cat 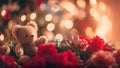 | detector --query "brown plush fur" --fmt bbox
[12,21,46,63]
